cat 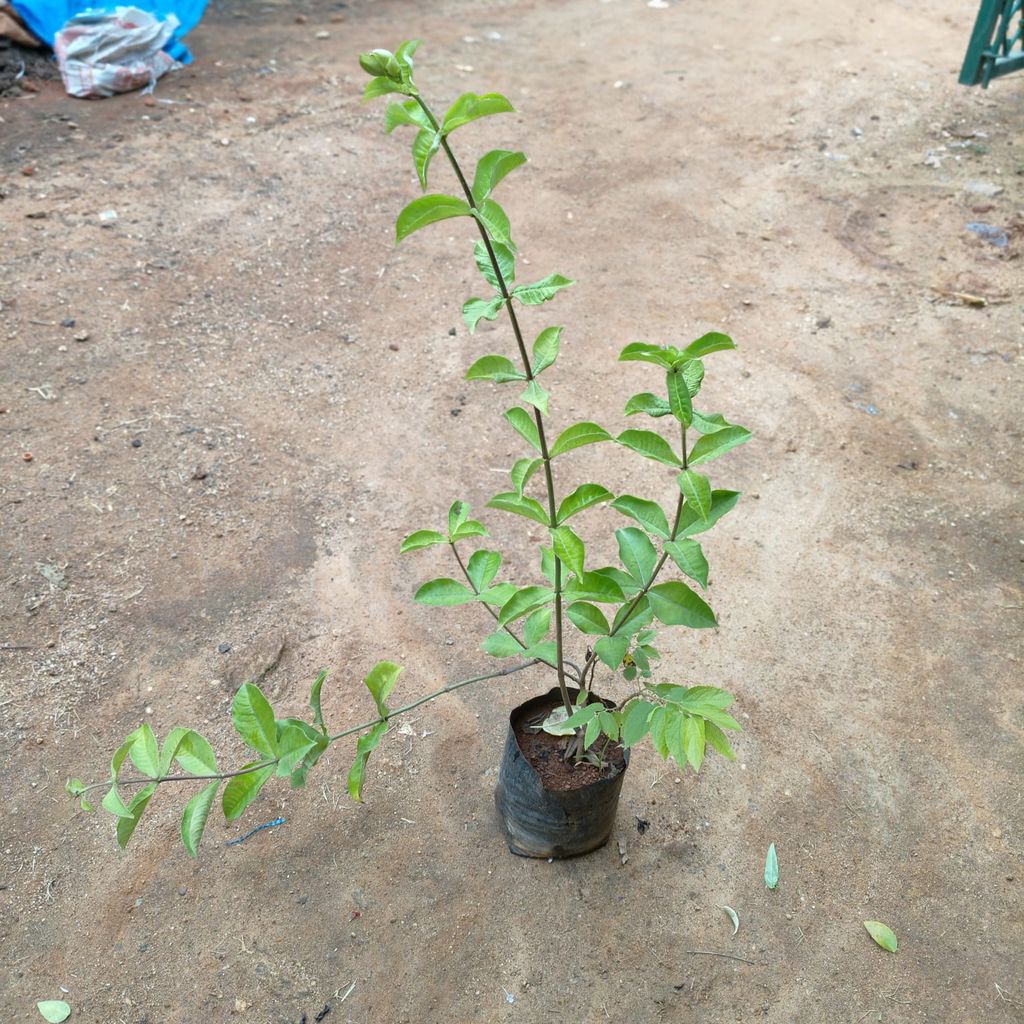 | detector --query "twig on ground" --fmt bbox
[683,949,757,965]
